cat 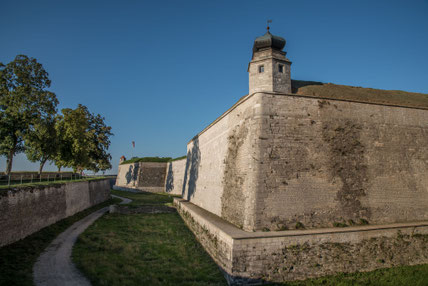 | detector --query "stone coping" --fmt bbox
[188,90,428,144]
[174,198,428,240]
